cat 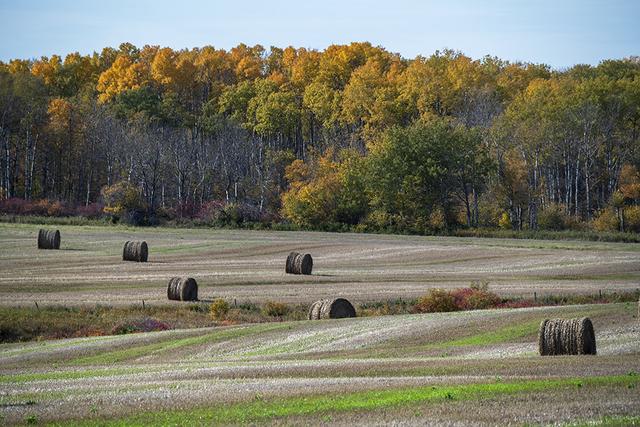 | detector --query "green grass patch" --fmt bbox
[51,374,639,426]
[429,319,541,348]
